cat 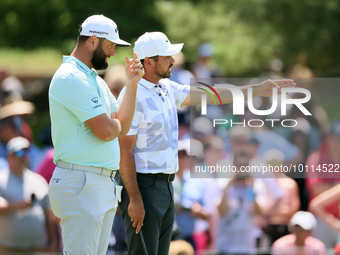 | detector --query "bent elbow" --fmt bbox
[119,127,130,137]
[95,129,119,141]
